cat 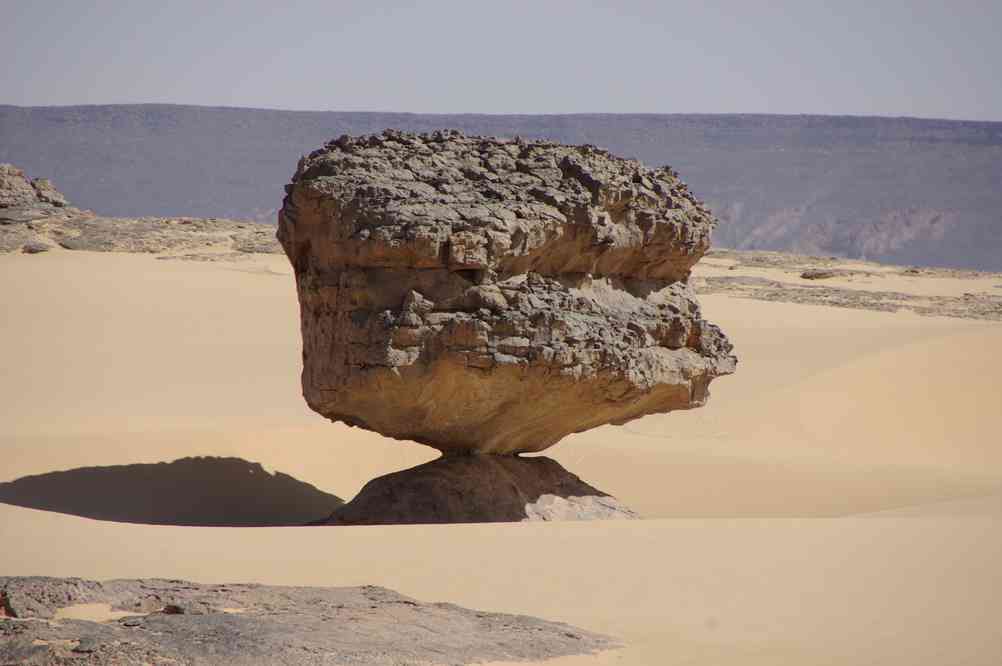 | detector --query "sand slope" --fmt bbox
[2,250,1001,665]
